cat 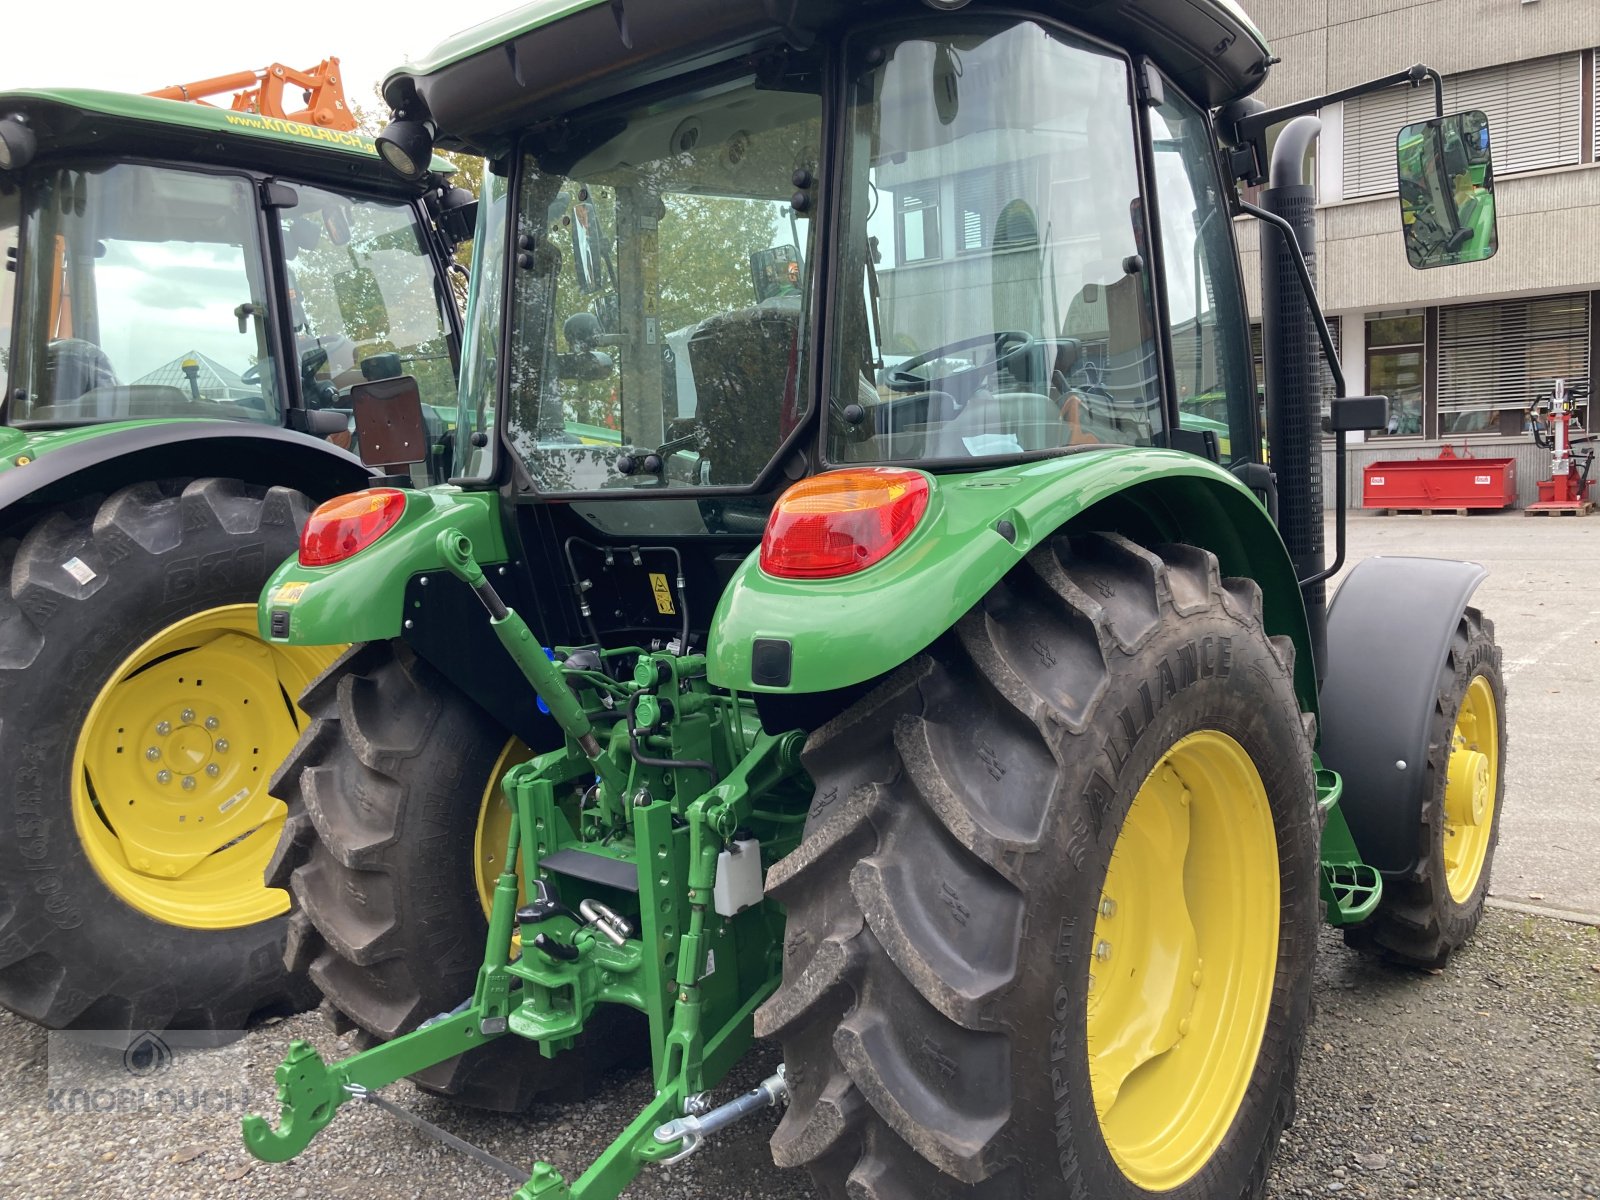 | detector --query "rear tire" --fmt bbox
[0,478,328,1030]
[1345,609,1504,969]
[270,640,647,1111]
[759,533,1320,1198]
